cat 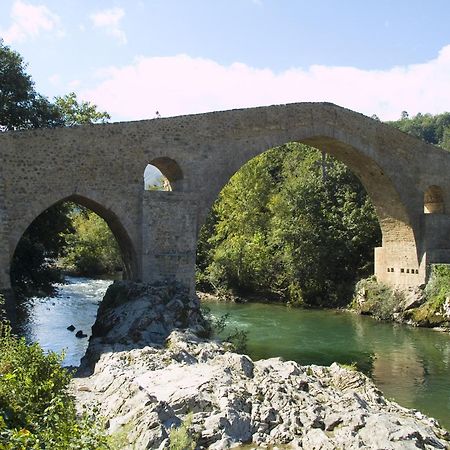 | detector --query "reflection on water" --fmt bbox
[205,301,450,430]
[21,278,450,430]
[19,276,112,367]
